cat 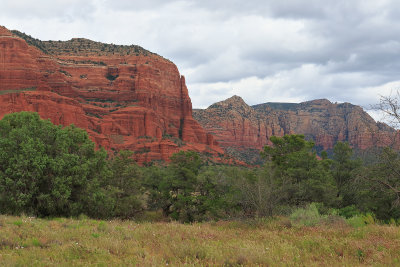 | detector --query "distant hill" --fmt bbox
[193,96,397,164]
